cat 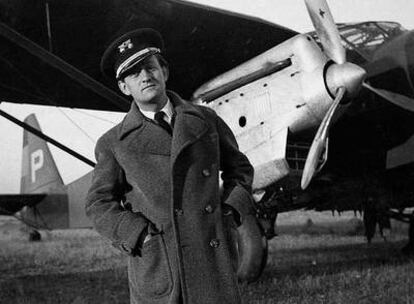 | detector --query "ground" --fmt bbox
[0,211,413,304]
